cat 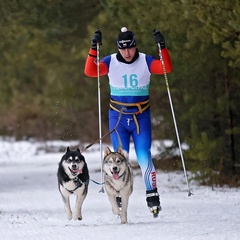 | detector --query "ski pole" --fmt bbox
[97,42,104,193]
[157,42,193,196]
